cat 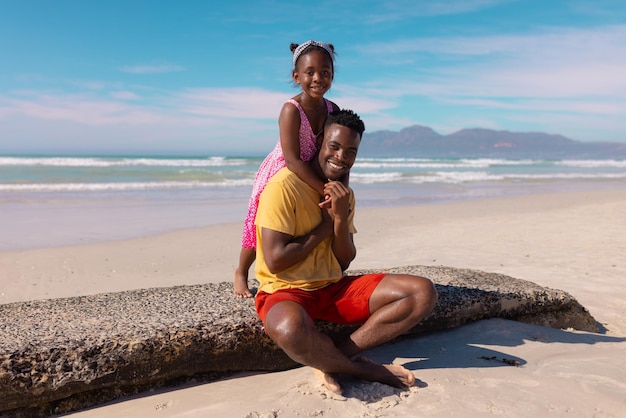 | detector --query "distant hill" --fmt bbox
[359,125,626,159]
